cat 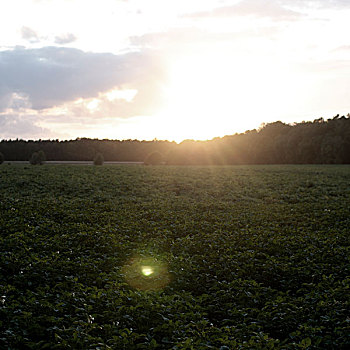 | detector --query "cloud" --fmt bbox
[182,0,303,21]
[130,26,279,49]
[0,46,166,112]
[54,33,77,44]
[0,46,168,139]
[332,45,350,52]
[21,26,40,43]
[0,113,54,140]
[0,92,32,111]
[130,27,223,47]
[280,0,350,9]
